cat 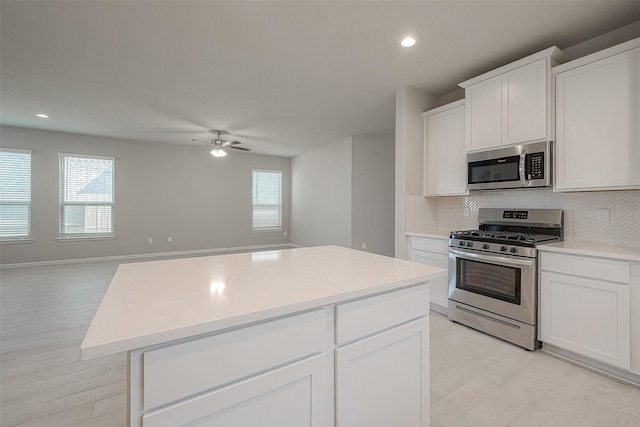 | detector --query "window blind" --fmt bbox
[252,170,282,230]
[59,154,114,237]
[0,149,31,241]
